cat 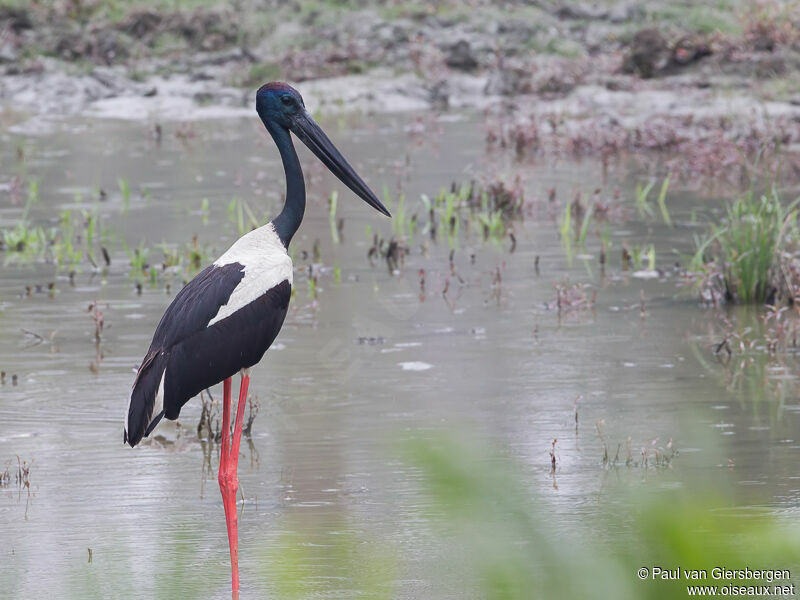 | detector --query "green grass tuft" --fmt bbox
[691,184,800,304]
